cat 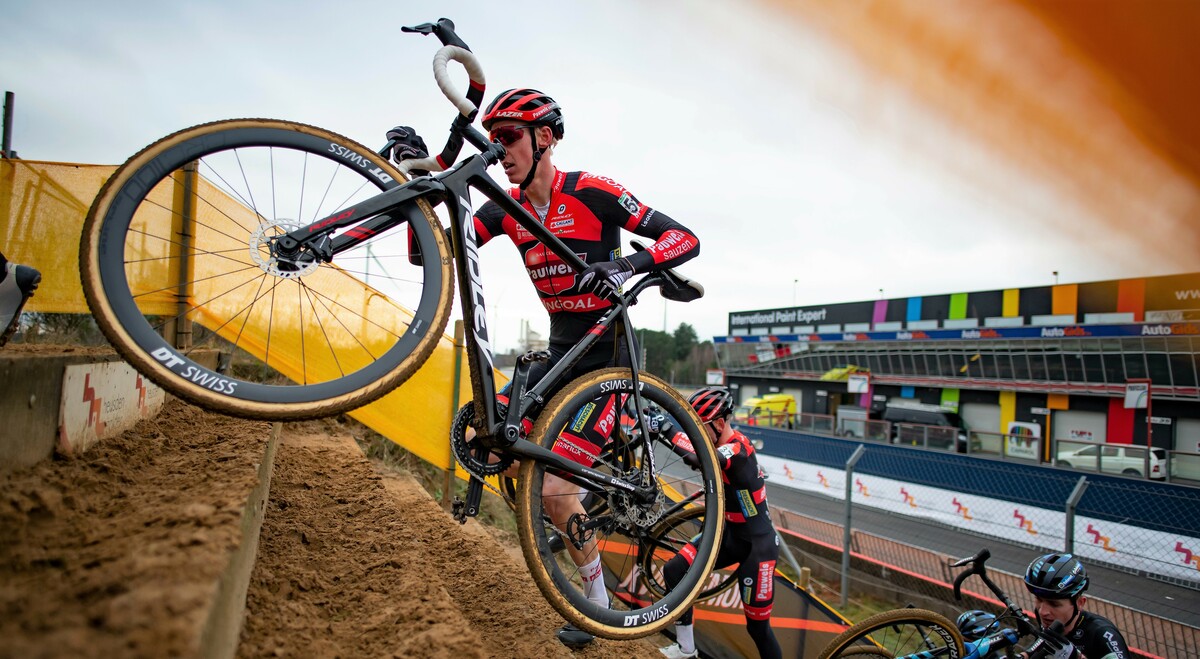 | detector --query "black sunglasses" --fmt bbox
[489,125,534,147]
